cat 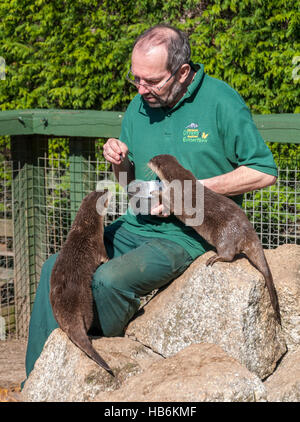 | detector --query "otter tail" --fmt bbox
[67,324,114,377]
[244,243,281,325]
